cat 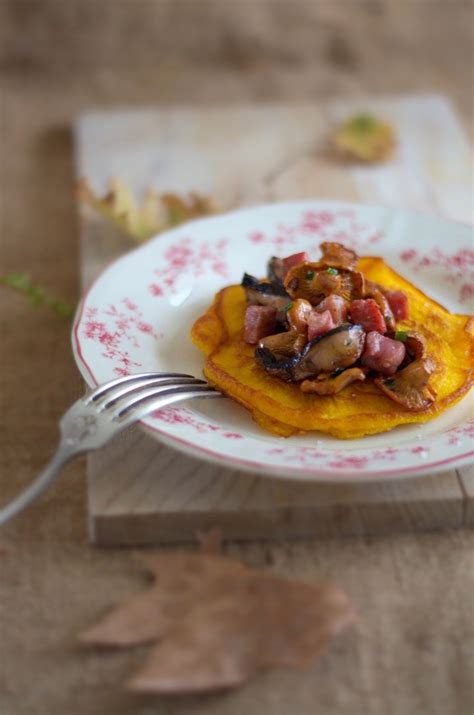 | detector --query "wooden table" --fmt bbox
[1,3,473,714]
